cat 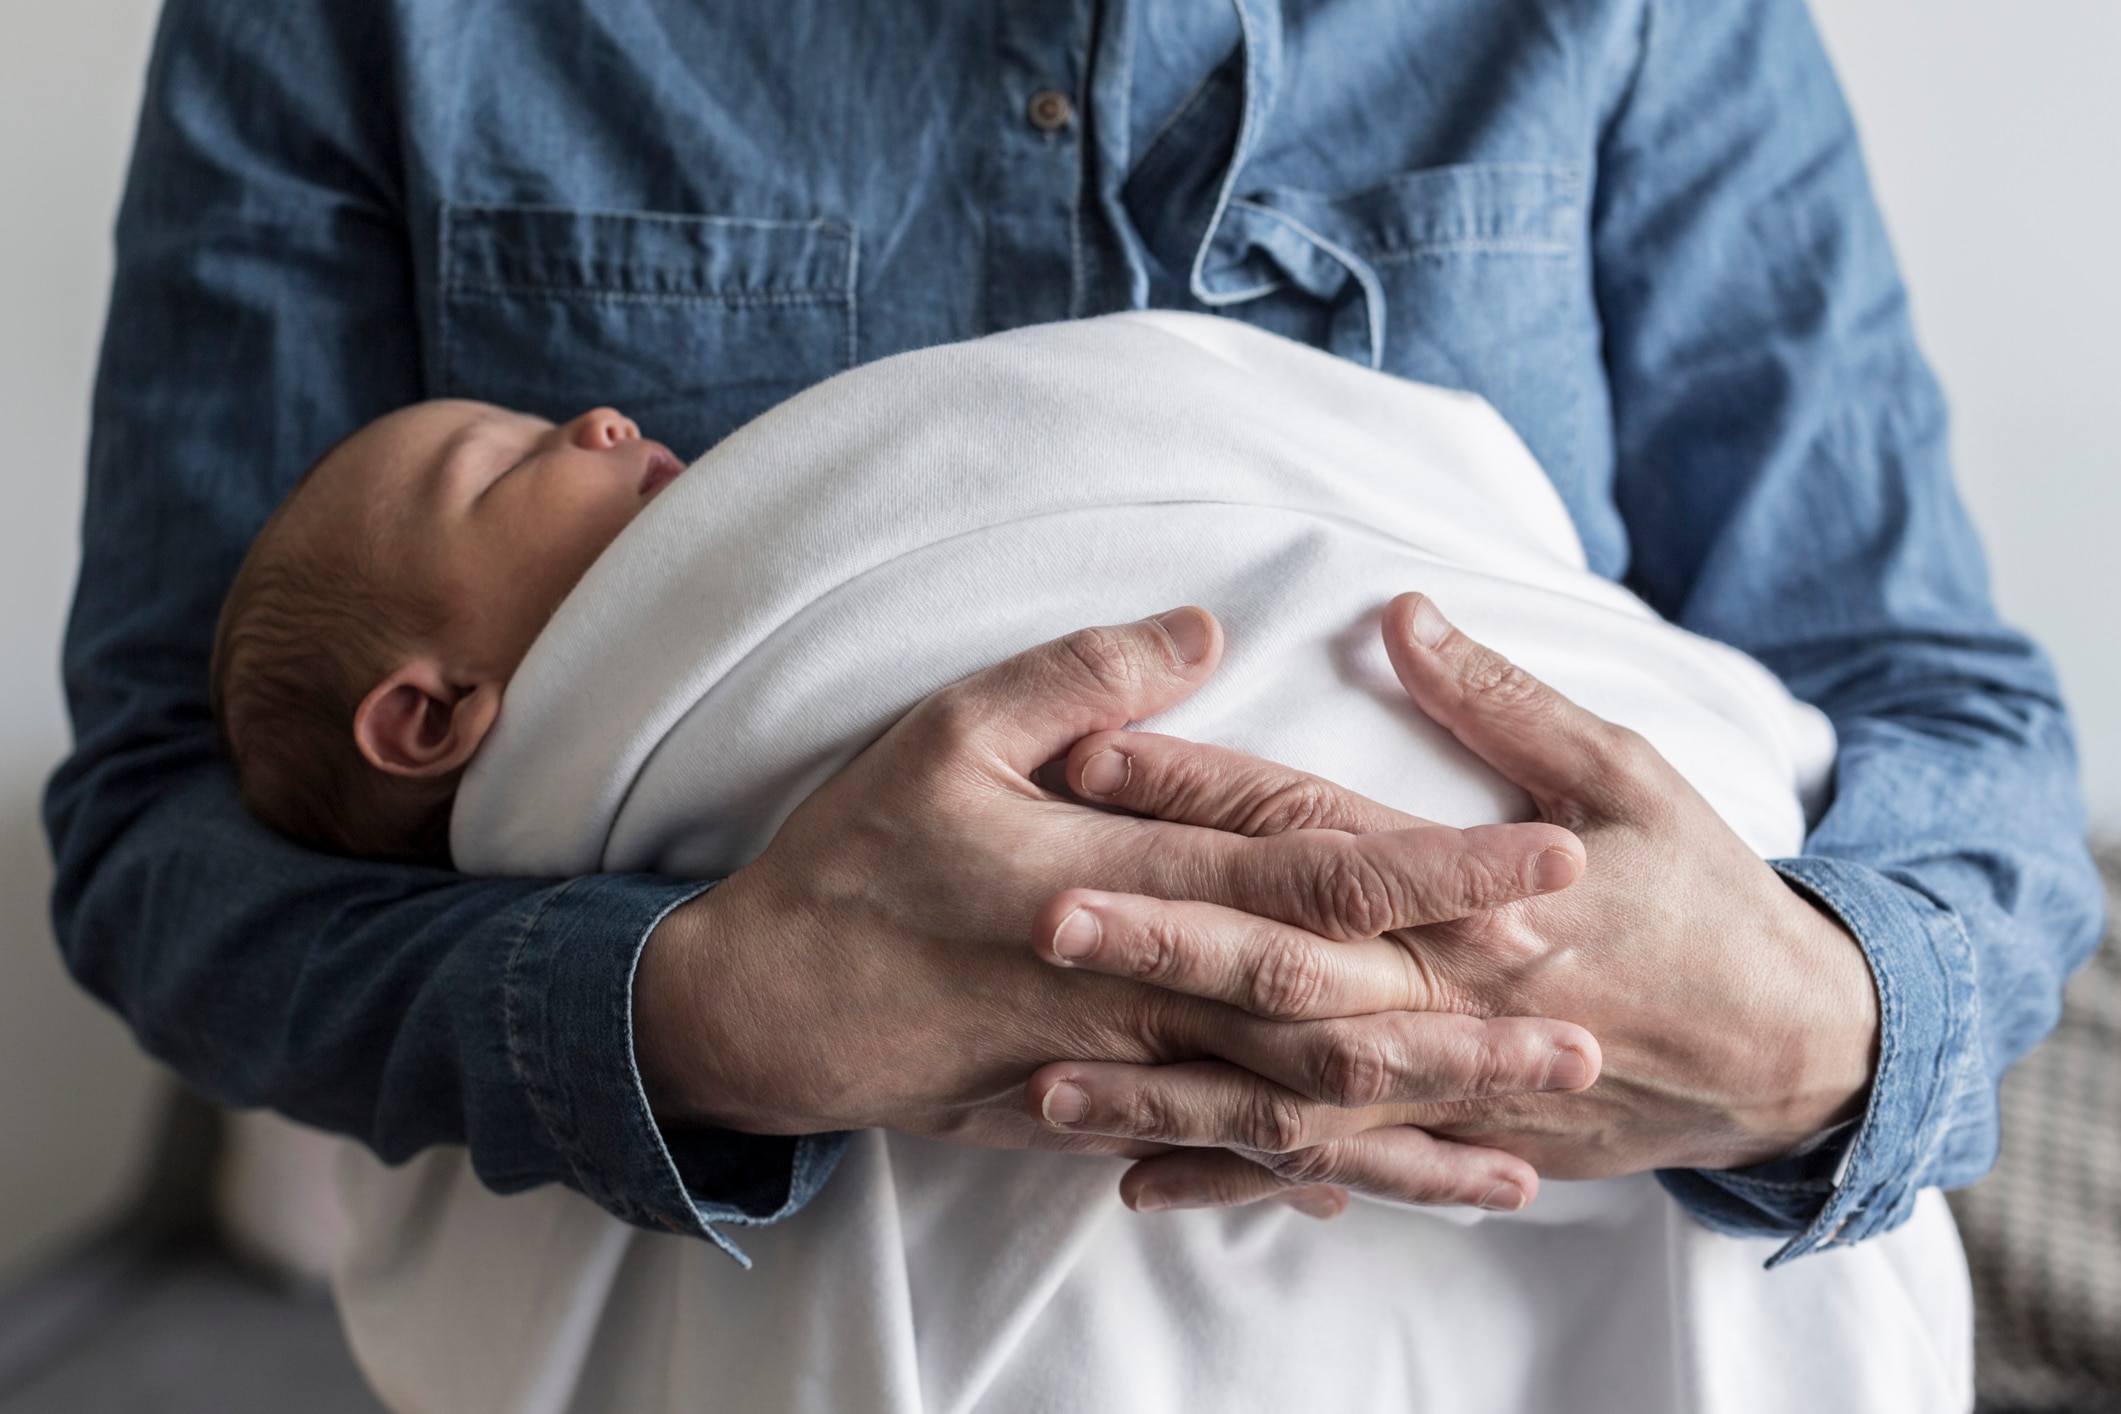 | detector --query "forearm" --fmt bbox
[1594,0,2103,1253]
[45,745,830,1250]
[43,0,835,1253]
